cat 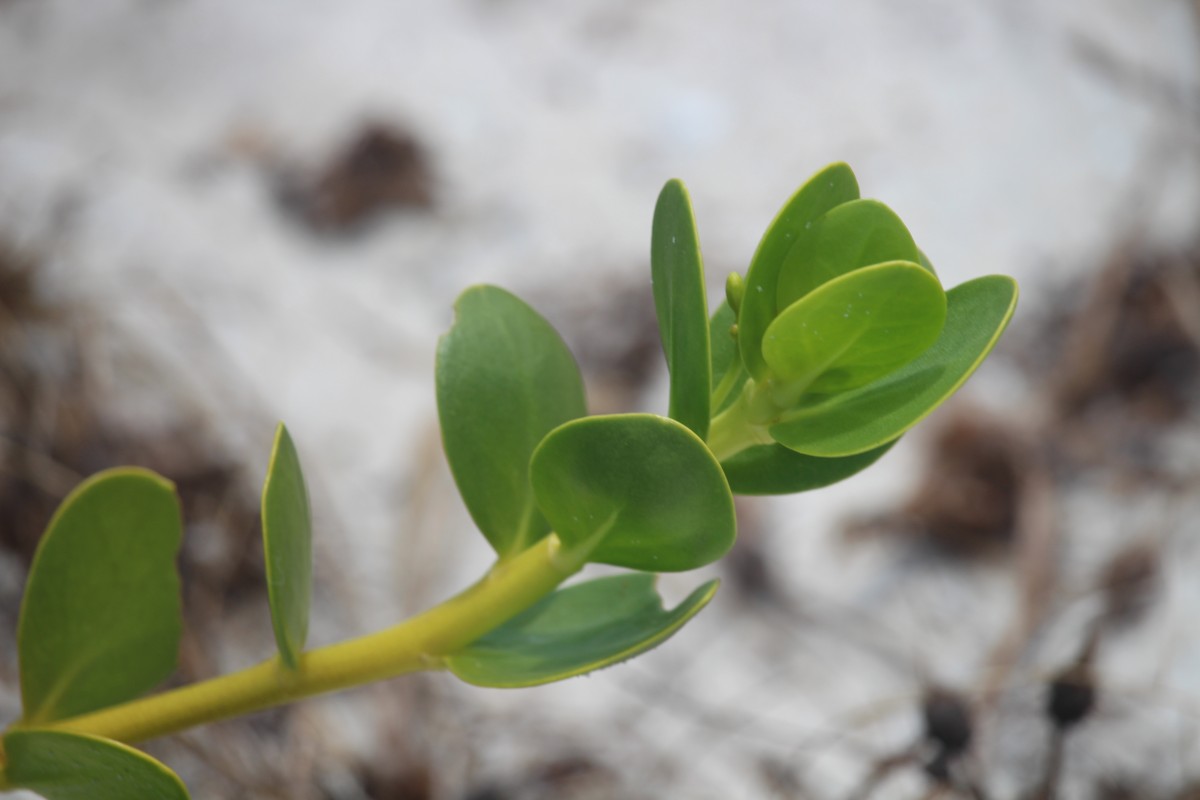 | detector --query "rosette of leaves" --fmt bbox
[649,165,1018,494]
